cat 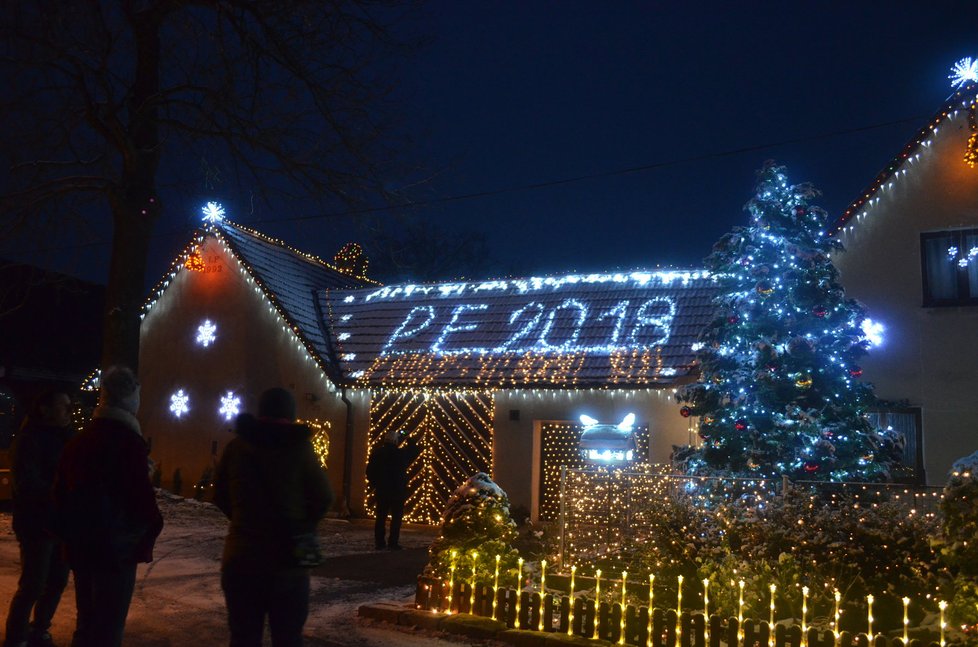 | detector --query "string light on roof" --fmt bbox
[196,319,217,347]
[949,57,978,88]
[202,201,226,223]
